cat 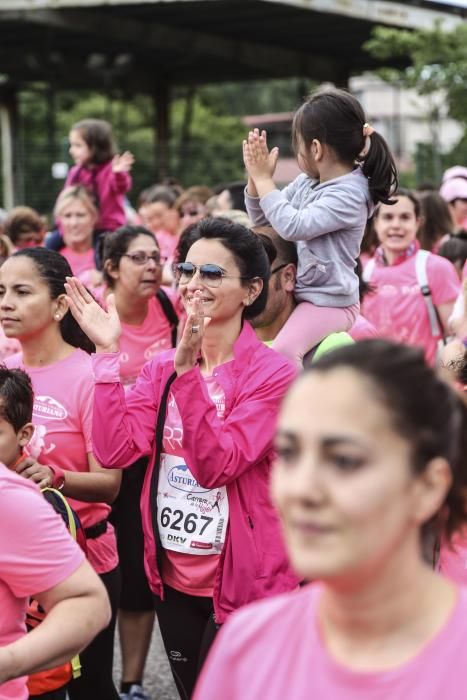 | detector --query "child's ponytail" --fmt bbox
[359,130,398,206]
[292,88,398,207]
